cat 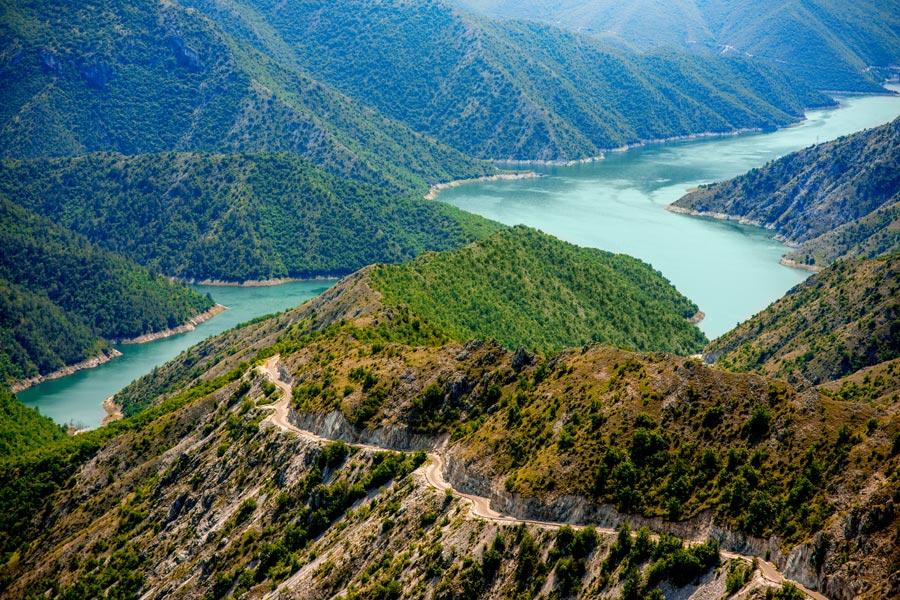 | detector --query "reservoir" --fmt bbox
[18,92,900,429]
[18,281,334,429]
[438,93,900,339]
